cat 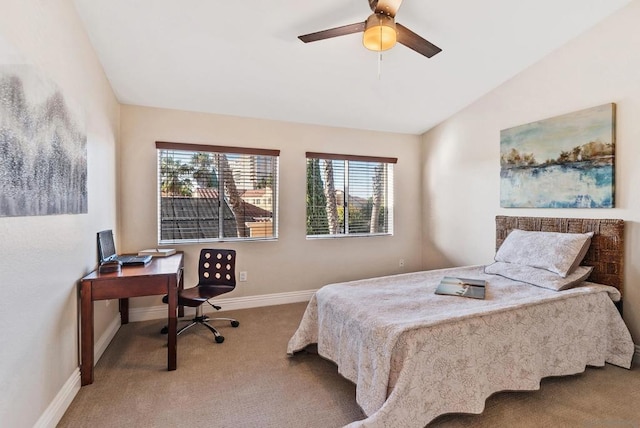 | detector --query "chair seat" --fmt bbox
[162,285,235,307]
[181,284,235,304]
